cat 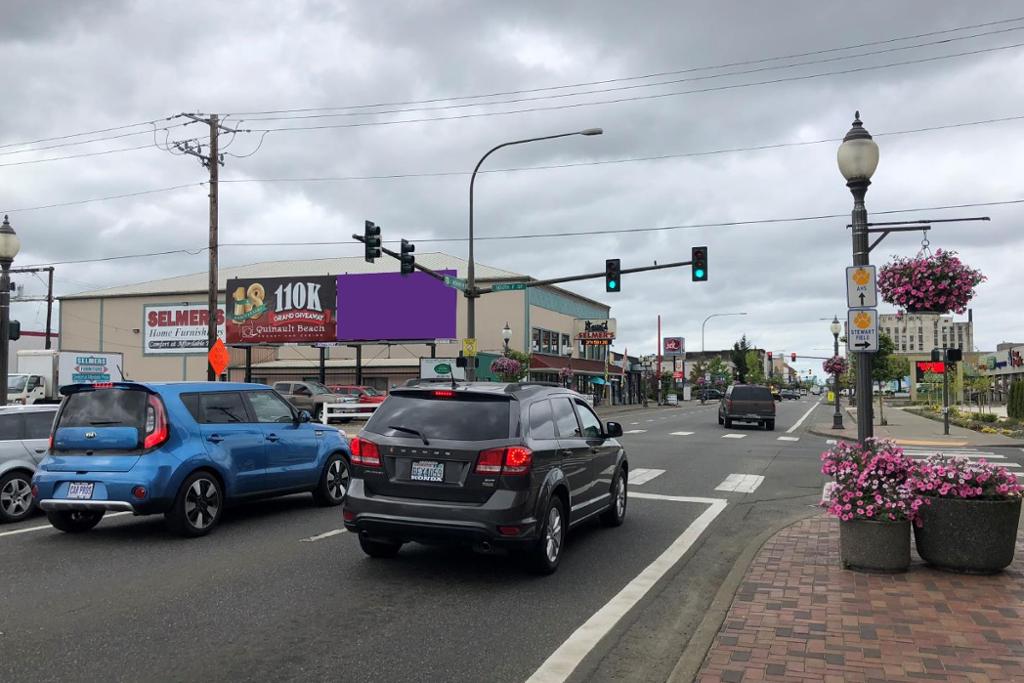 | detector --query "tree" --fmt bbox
[888,355,911,392]
[707,356,732,387]
[731,335,752,383]
[744,349,765,384]
[1009,380,1024,420]
[688,360,708,386]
